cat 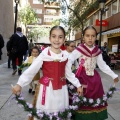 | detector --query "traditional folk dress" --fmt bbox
[17,47,81,120]
[66,44,118,120]
[64,50,79,70]
[24,56,40,93]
